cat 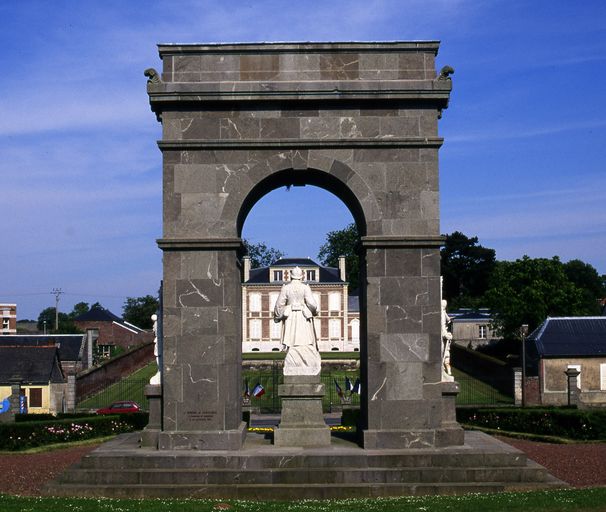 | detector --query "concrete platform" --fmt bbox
[44,431,566,499]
